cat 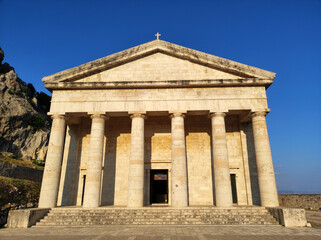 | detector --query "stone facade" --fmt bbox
[38,39,279,209]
